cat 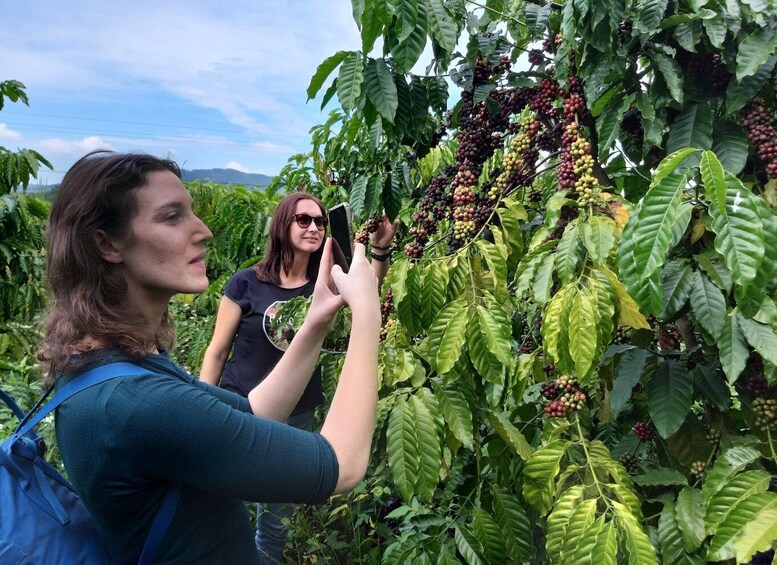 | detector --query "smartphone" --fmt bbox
[328,203,353,273]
